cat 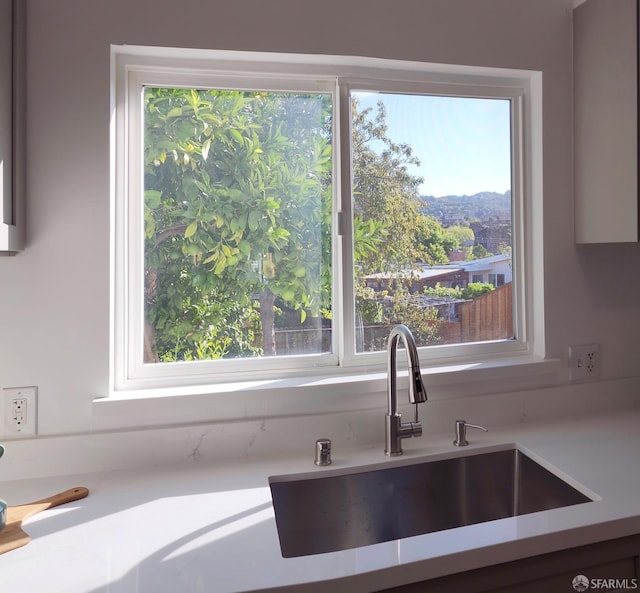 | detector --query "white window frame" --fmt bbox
[111,45,541,395]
